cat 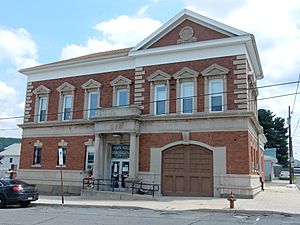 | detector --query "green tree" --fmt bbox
[258,109,288,167]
